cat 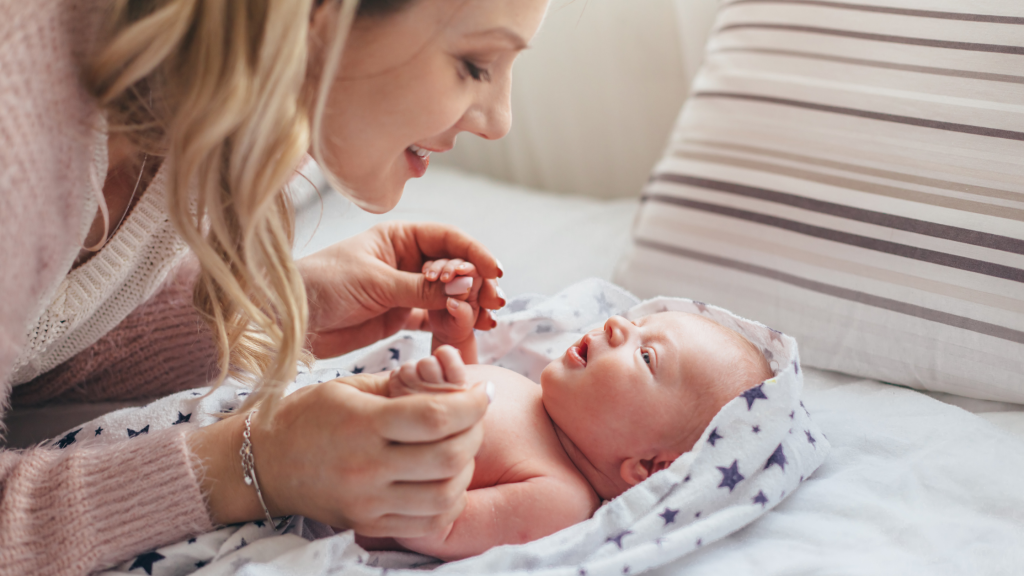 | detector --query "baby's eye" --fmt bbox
[642,351,651,364]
